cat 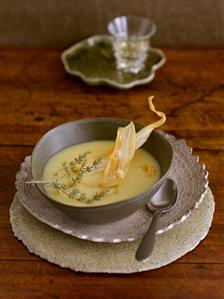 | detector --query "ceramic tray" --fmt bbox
[61,35,166,89]
[15,132,208,243]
